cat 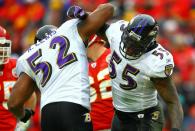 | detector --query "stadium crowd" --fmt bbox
[0,0,195,131]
